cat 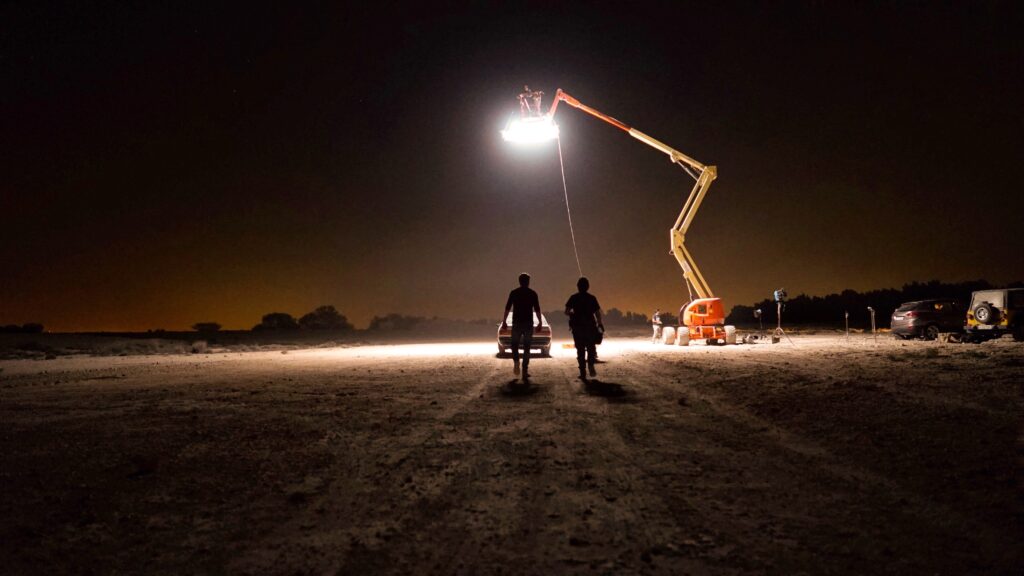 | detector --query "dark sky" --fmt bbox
[3,2,1022,331]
